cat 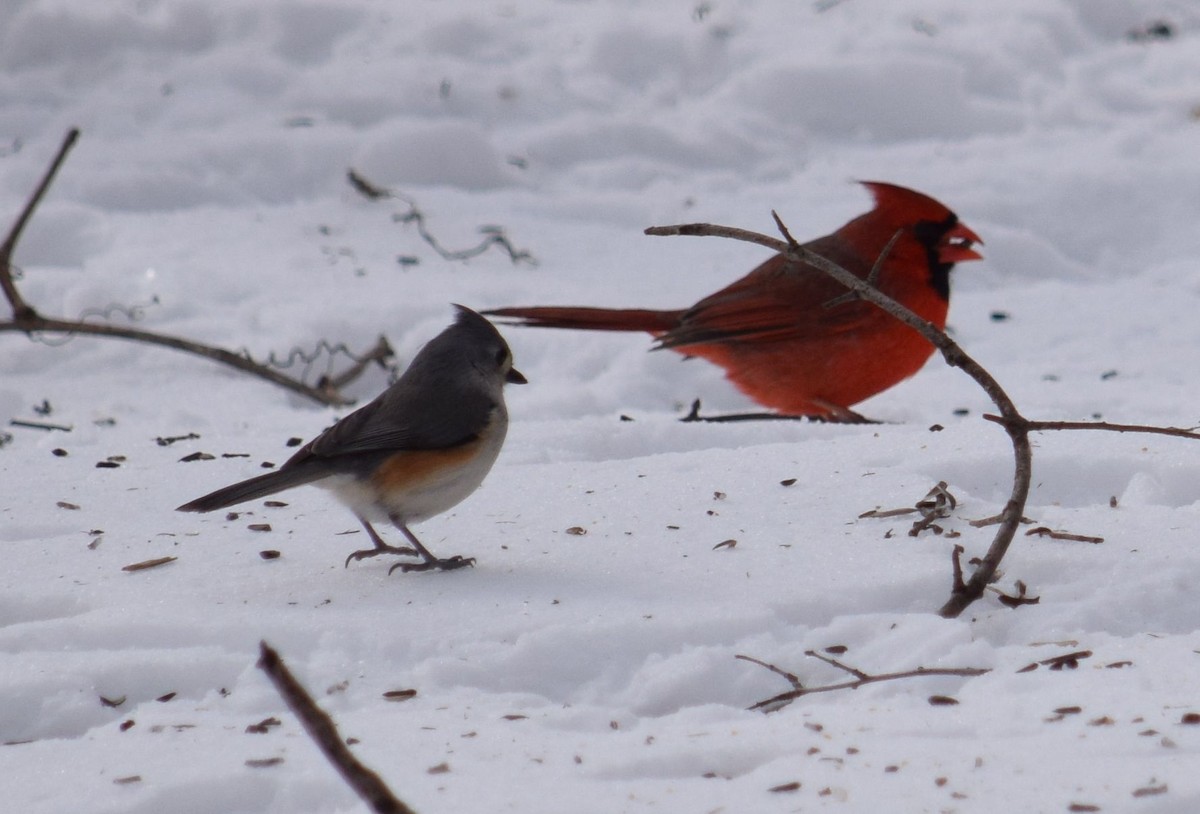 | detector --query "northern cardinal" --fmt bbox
[486,182,981,420]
